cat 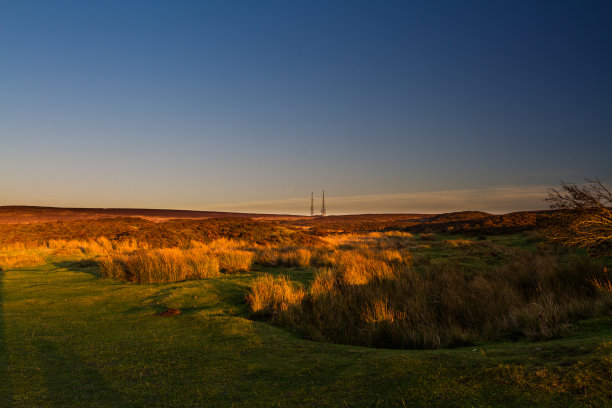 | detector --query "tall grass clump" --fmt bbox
[246,274,304,323]
[46,237,147,256]
[253,248,281,267]
[217,250,253,273]
[248,251,611,349]
[278,248,312,268]
[0,249,48,270]
[253,247,314,268]
[321,231,413,250]
[99,248,220,283]
[97,238,257,282]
